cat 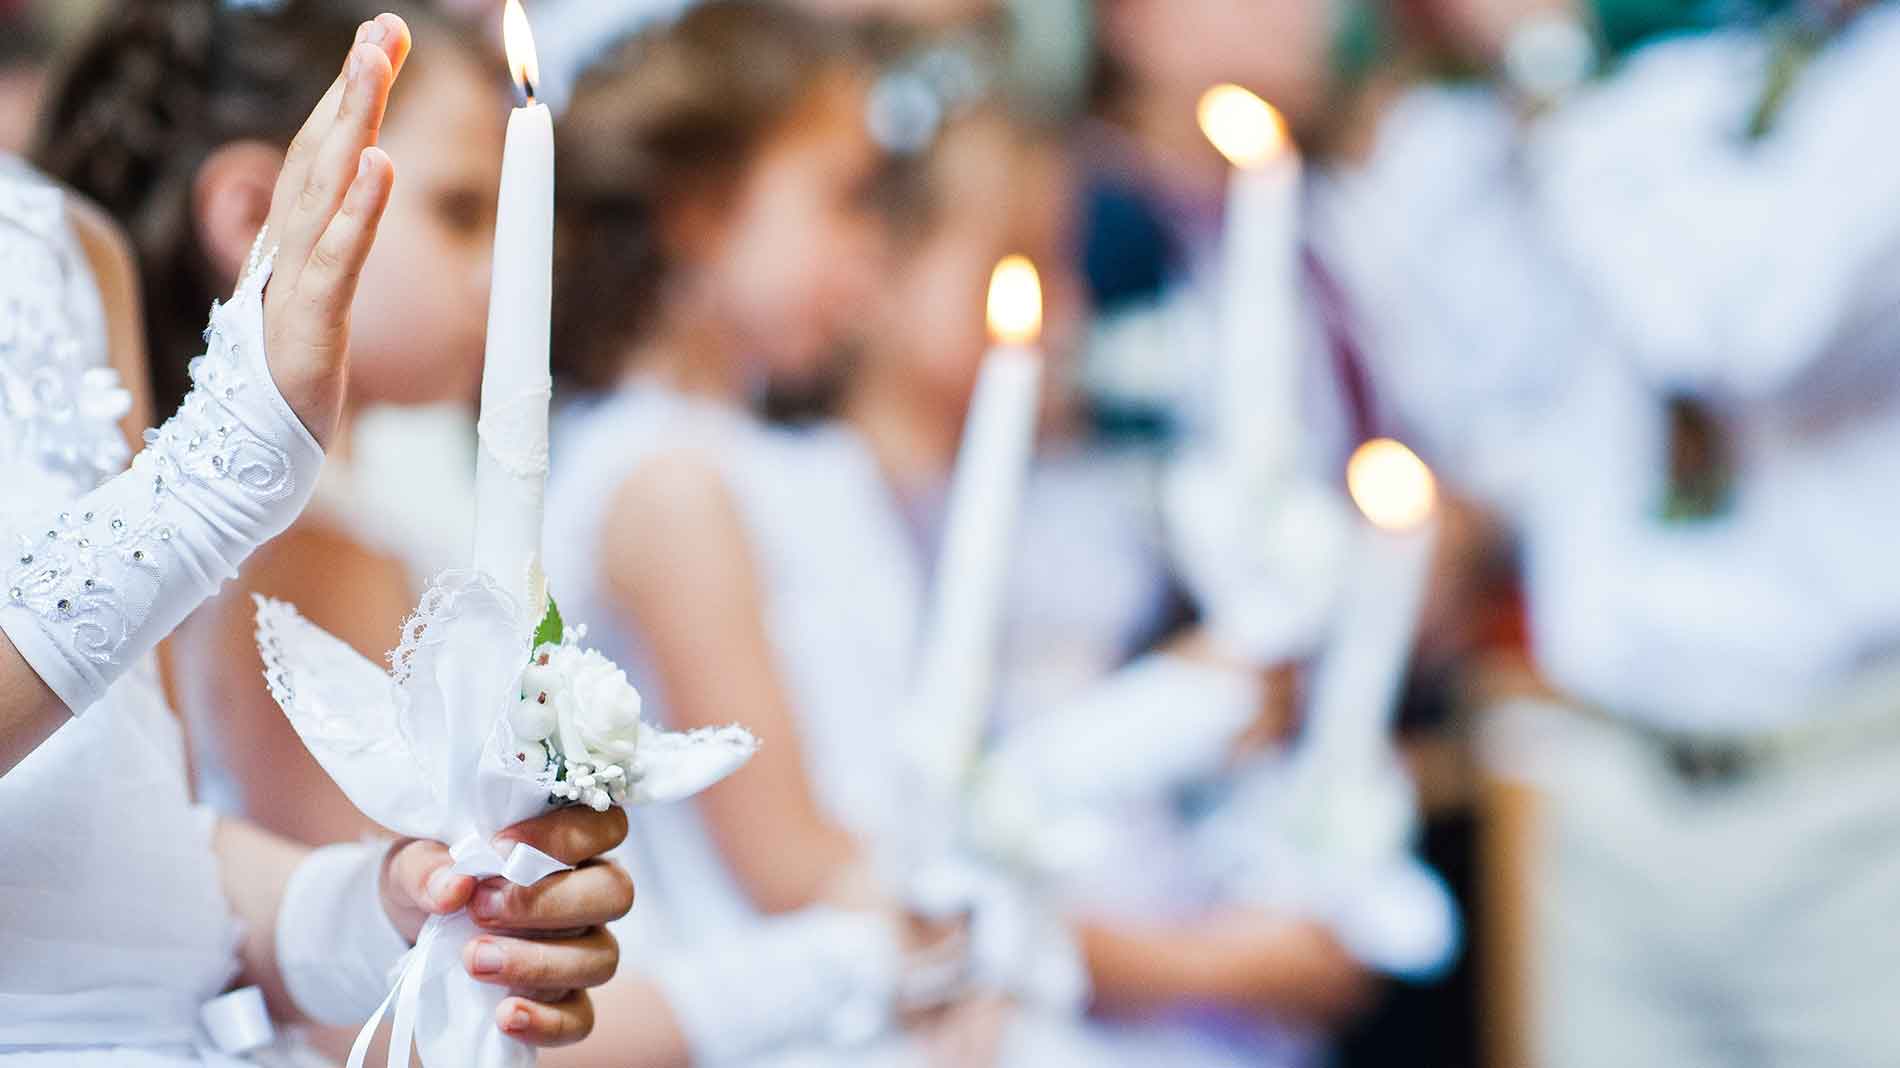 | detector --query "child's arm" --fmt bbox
[1078,910,1376,1028]
[0,15,409,773]
[600,450,860,913]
